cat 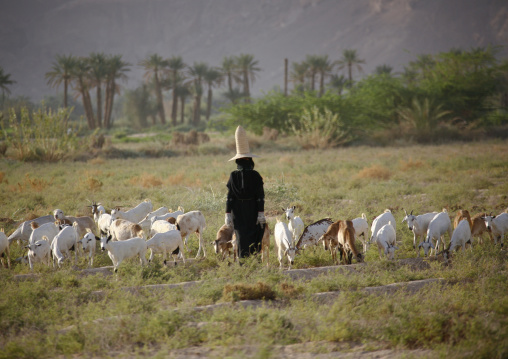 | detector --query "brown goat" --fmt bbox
[453,210,473,230]
[338,220,363,264]
[471,213,493,244]
[214,224,270,265]
[260,224,270,266]
[319,221,345,264]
